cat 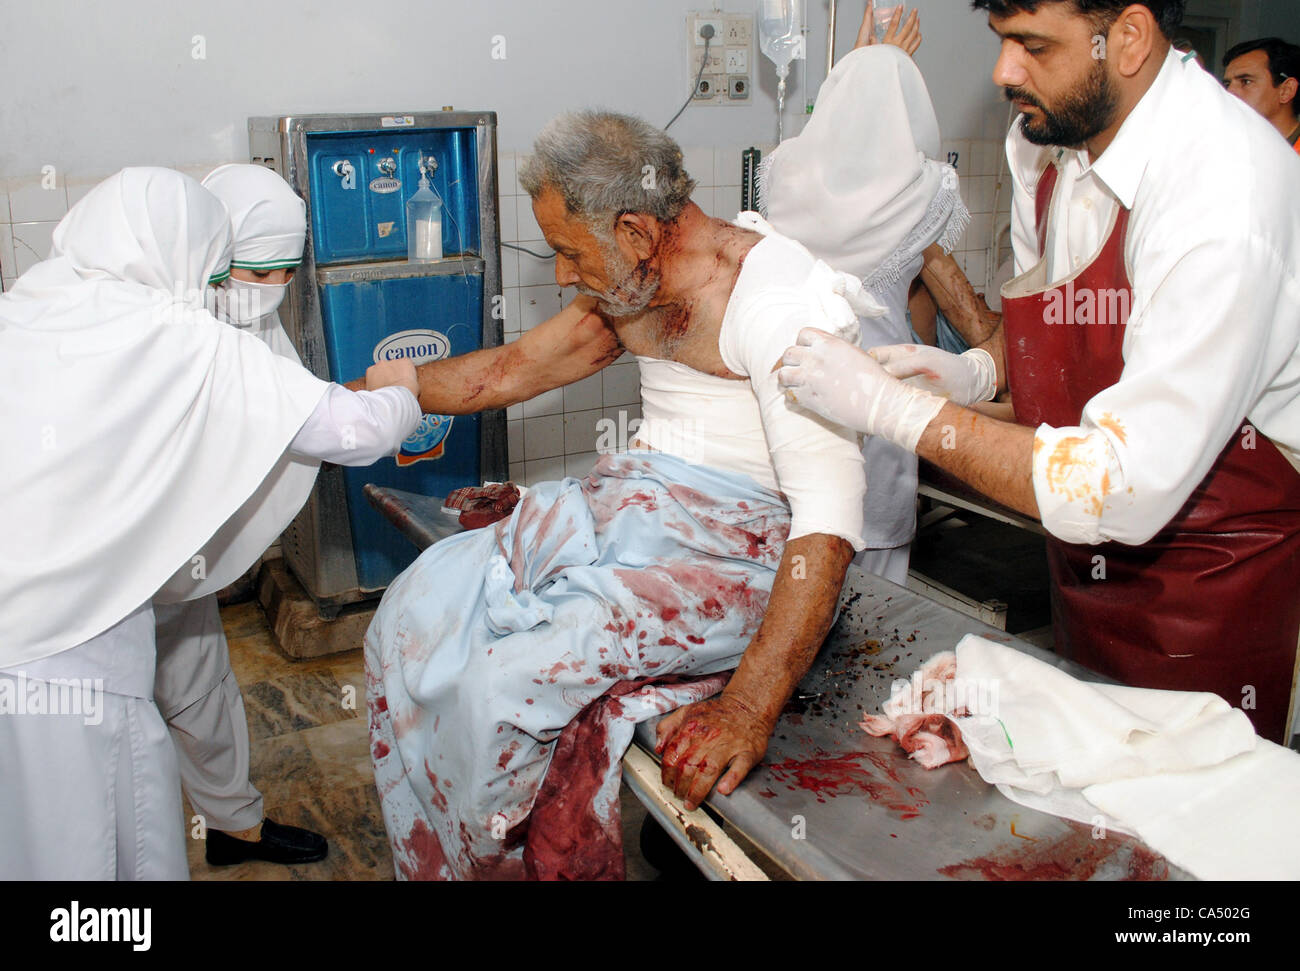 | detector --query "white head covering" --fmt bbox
[153,163,324,606]
[202,163,306,271]
[759,45,969,293]
[0,168,329,664]
[202,163,306,354]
